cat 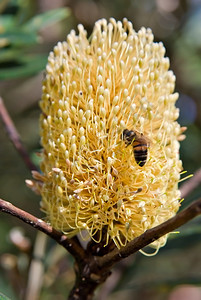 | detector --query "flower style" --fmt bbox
[35,18,185,249]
